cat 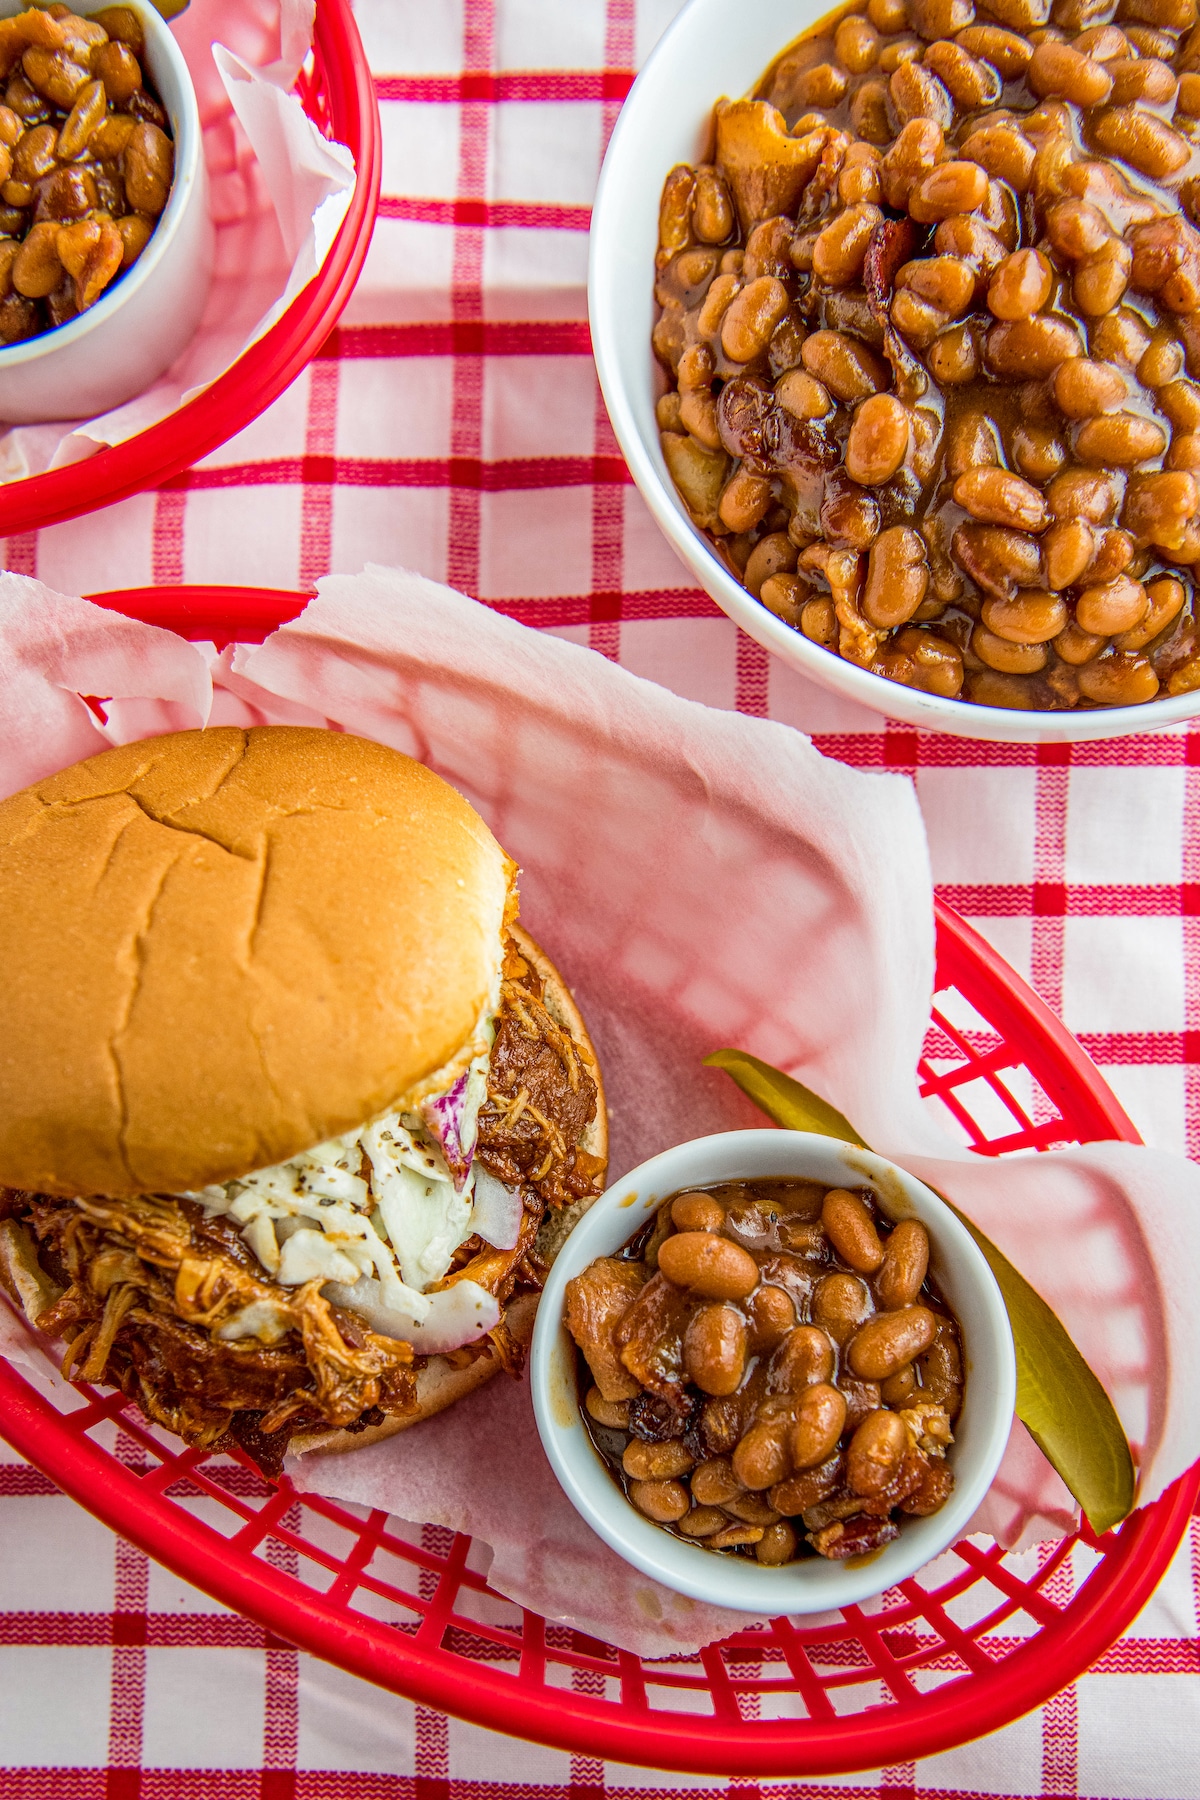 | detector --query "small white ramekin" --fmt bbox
[588,0,1200,744]
[531,1130,1016,1615]
[0,0,211,422]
